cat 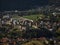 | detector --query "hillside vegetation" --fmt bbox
[22,40,44,45]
